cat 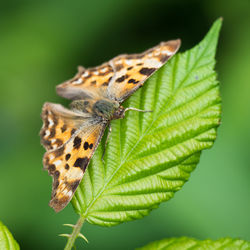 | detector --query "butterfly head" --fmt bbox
[112,106,125,120]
